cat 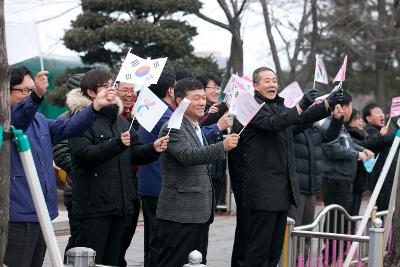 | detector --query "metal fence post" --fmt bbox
[368,218,384,267]
[183,250,206,267]
[279,217,295,267]
[66,247,96,267]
